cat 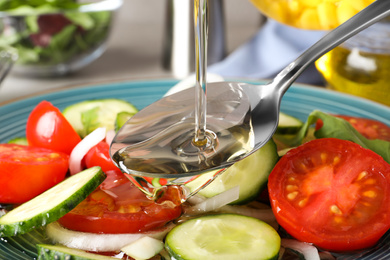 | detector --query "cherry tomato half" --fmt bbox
[84,141,121,174]
[268,138,390,252]
[58,170,182,234]
[316,115,390,141]
[26,101,81,154]
[0,144,69,204]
